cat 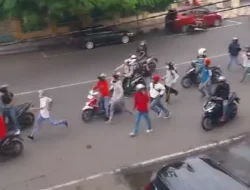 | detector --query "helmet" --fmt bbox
[233,37,238,41]
[112,72,121,80]
[124,59,130,64]
[198,48,207,56]
[140,40,147,46]
[166,62,175,70]
[218,76,226,82]
[0,84,9,93]
[204,58,211,66]
[97,73,106,80]
[152,75,161,83]
[131,55,137,59]
[136,84,145,90]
